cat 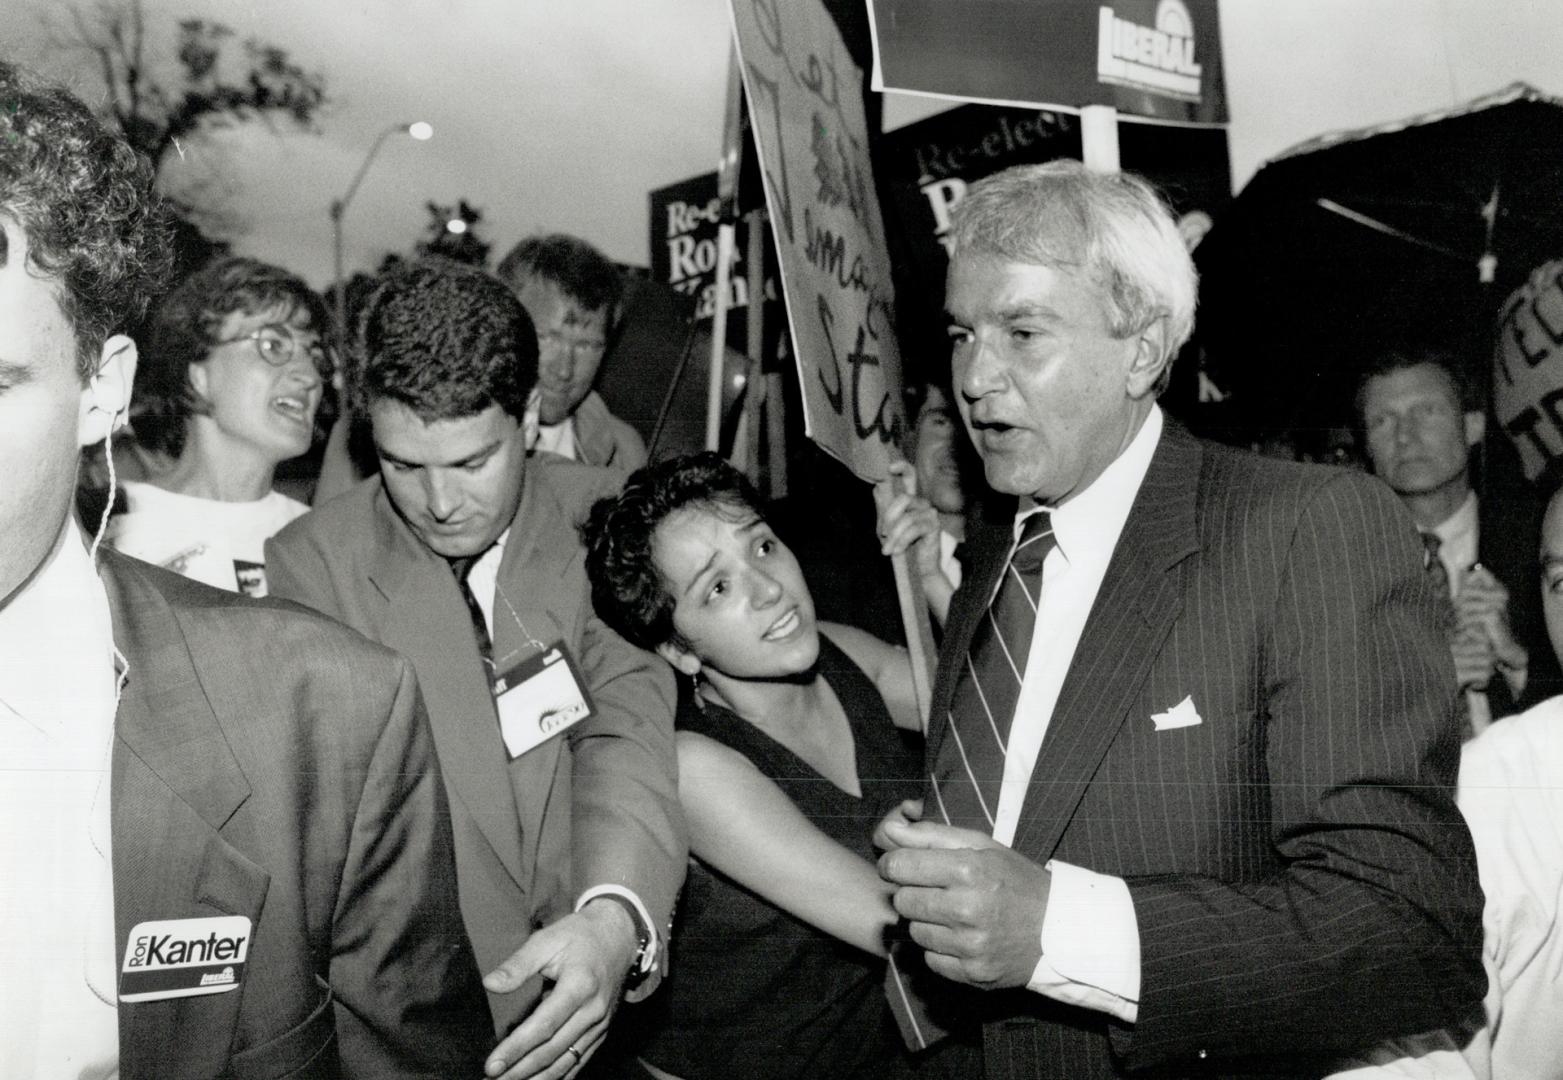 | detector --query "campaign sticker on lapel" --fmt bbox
[493,641,595,760]
[120,915,251,1002]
